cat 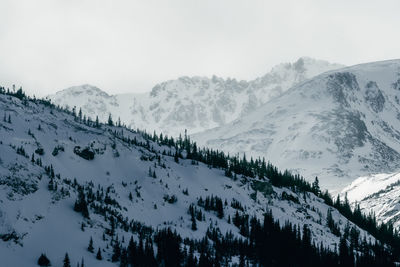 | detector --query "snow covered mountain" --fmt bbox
[341,172,400,229]
[194,59,400,191]
[0,89,393,266]
[47,57,343,137]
